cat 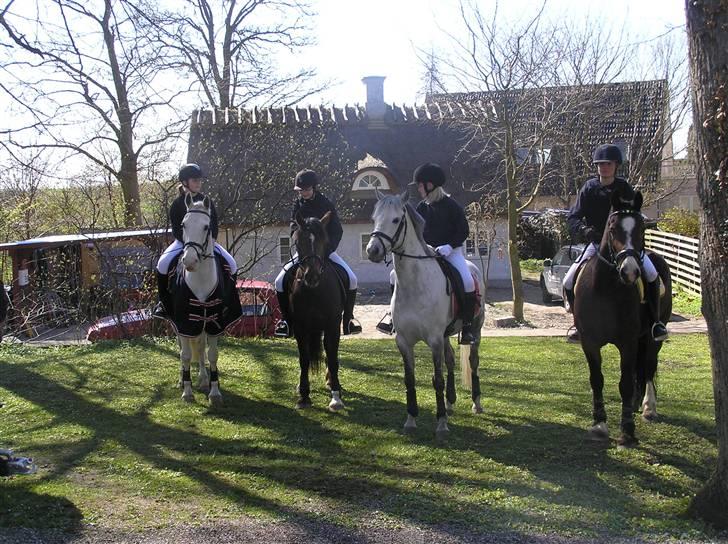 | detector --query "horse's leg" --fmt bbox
[179,336,194,402]
[429,336,449,440]
[443,339,456,416]
[616,342,639,448]
[207,334,222,406]
[324,326,344,412]
[295,332,312,409]
[194,335,210,394]
[641,339,661,421]
[633,336,648,414]
[582,341,608,439]
[470,335,483,414]
[395,334,418,433]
